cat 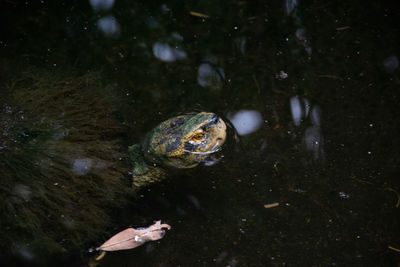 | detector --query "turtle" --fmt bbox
[128,112,227,188]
